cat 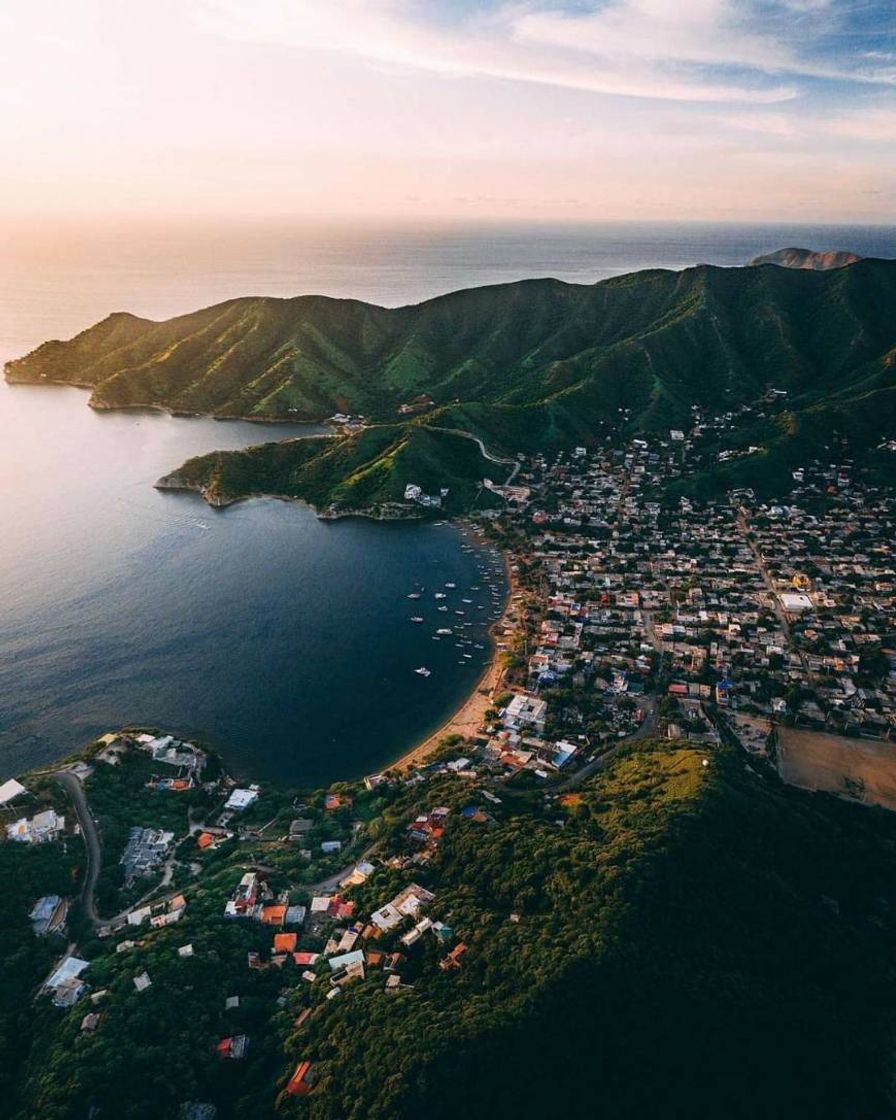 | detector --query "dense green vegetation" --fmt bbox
[160,423,511,513]
[283,743,896,1120]
[0,784,83,1113]
[6,738,896,1119]
[9,260,896,510]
